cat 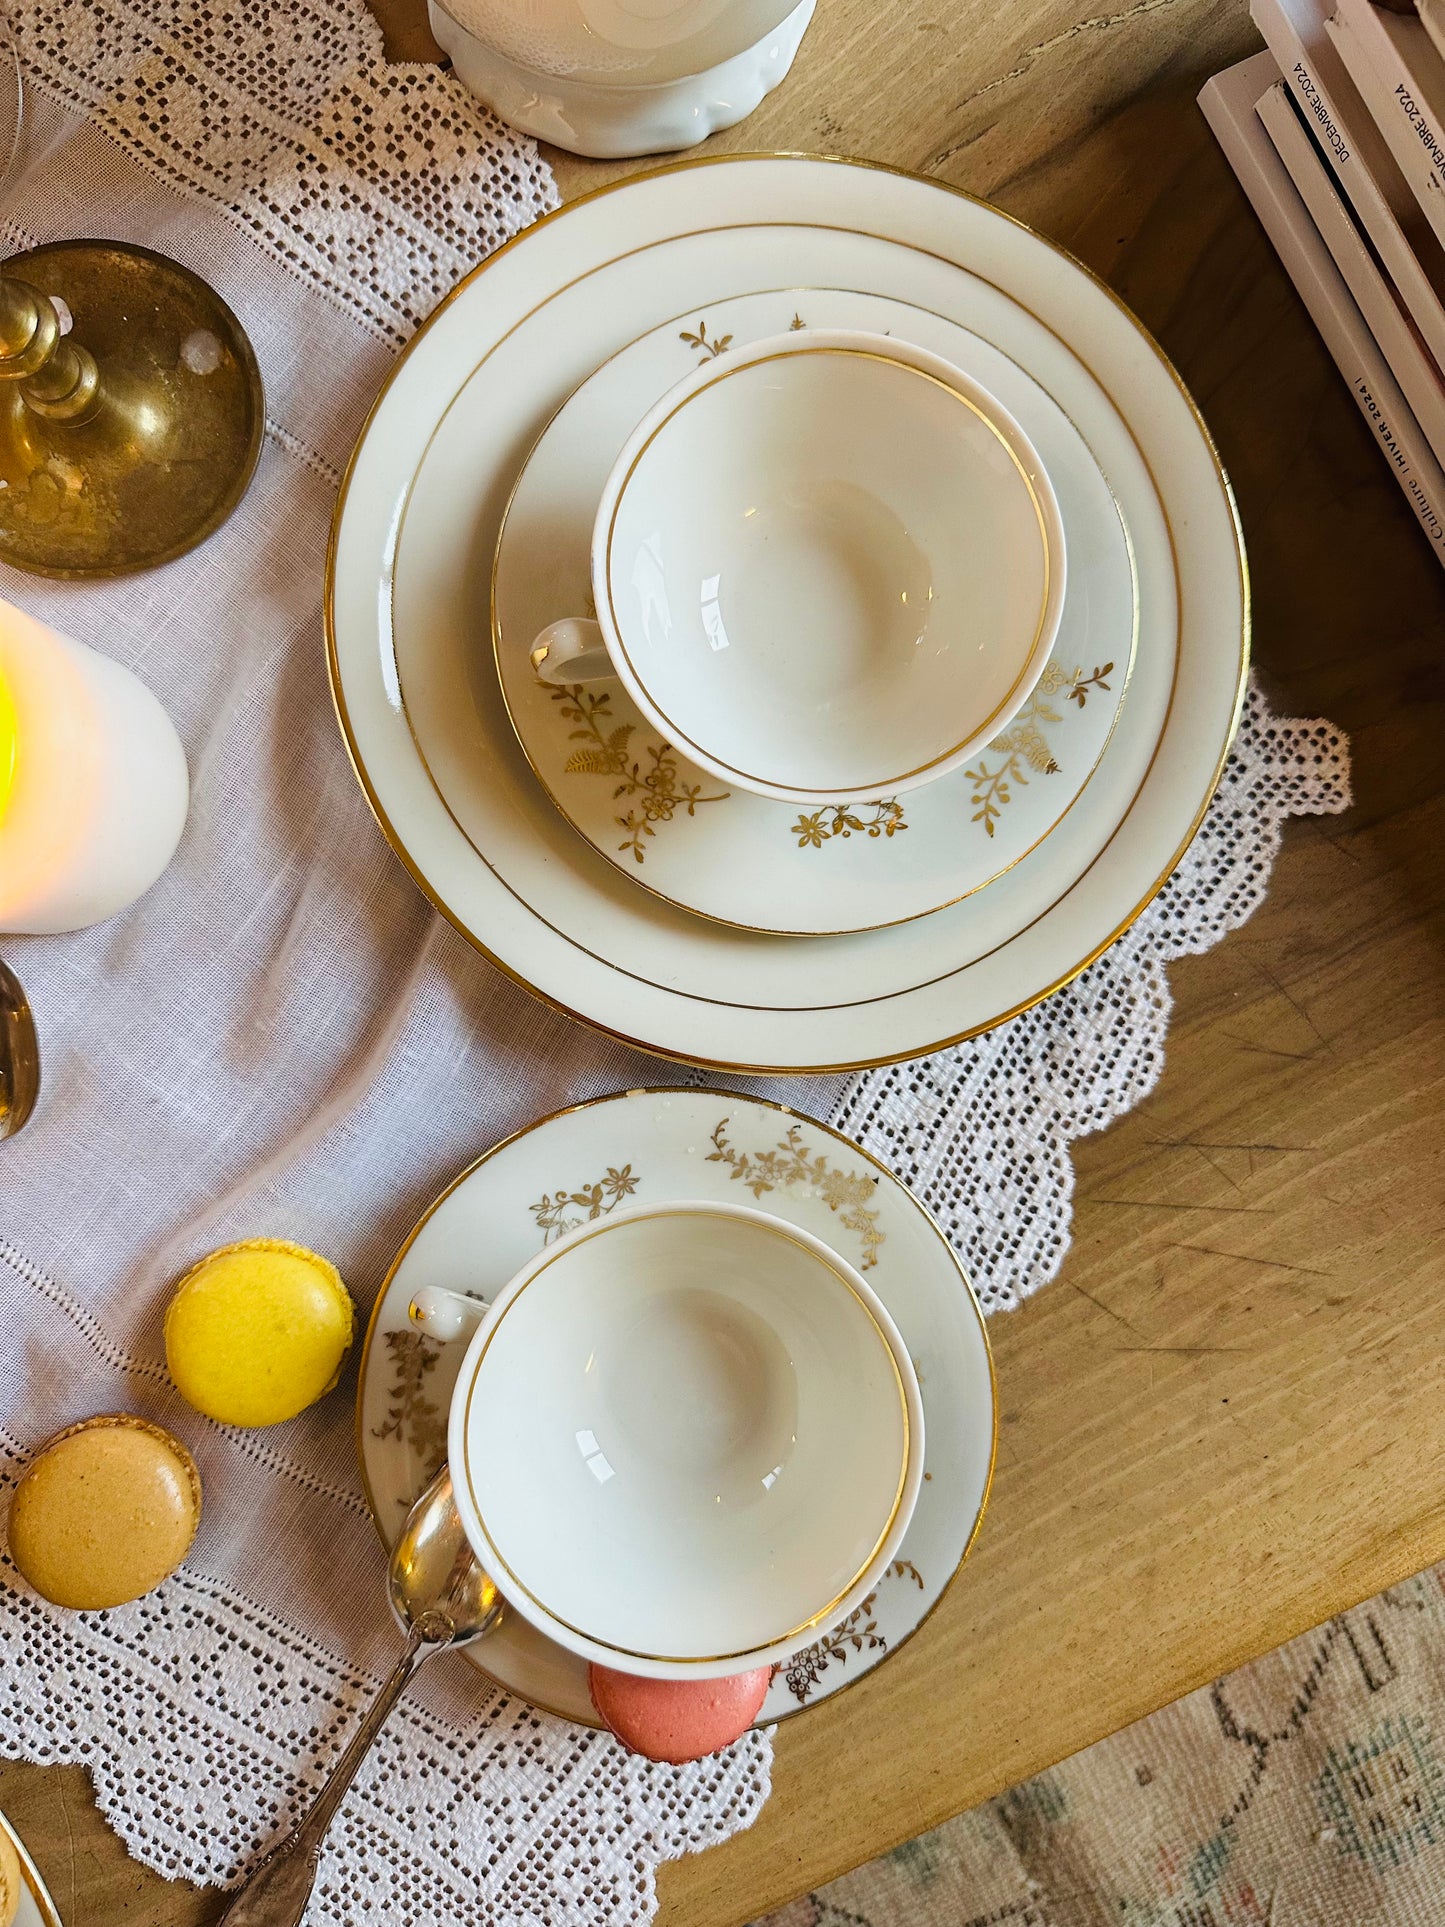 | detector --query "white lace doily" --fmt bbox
[832,680,1351,1311]
[20,0,558,341]
[0,0,1350,1921]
